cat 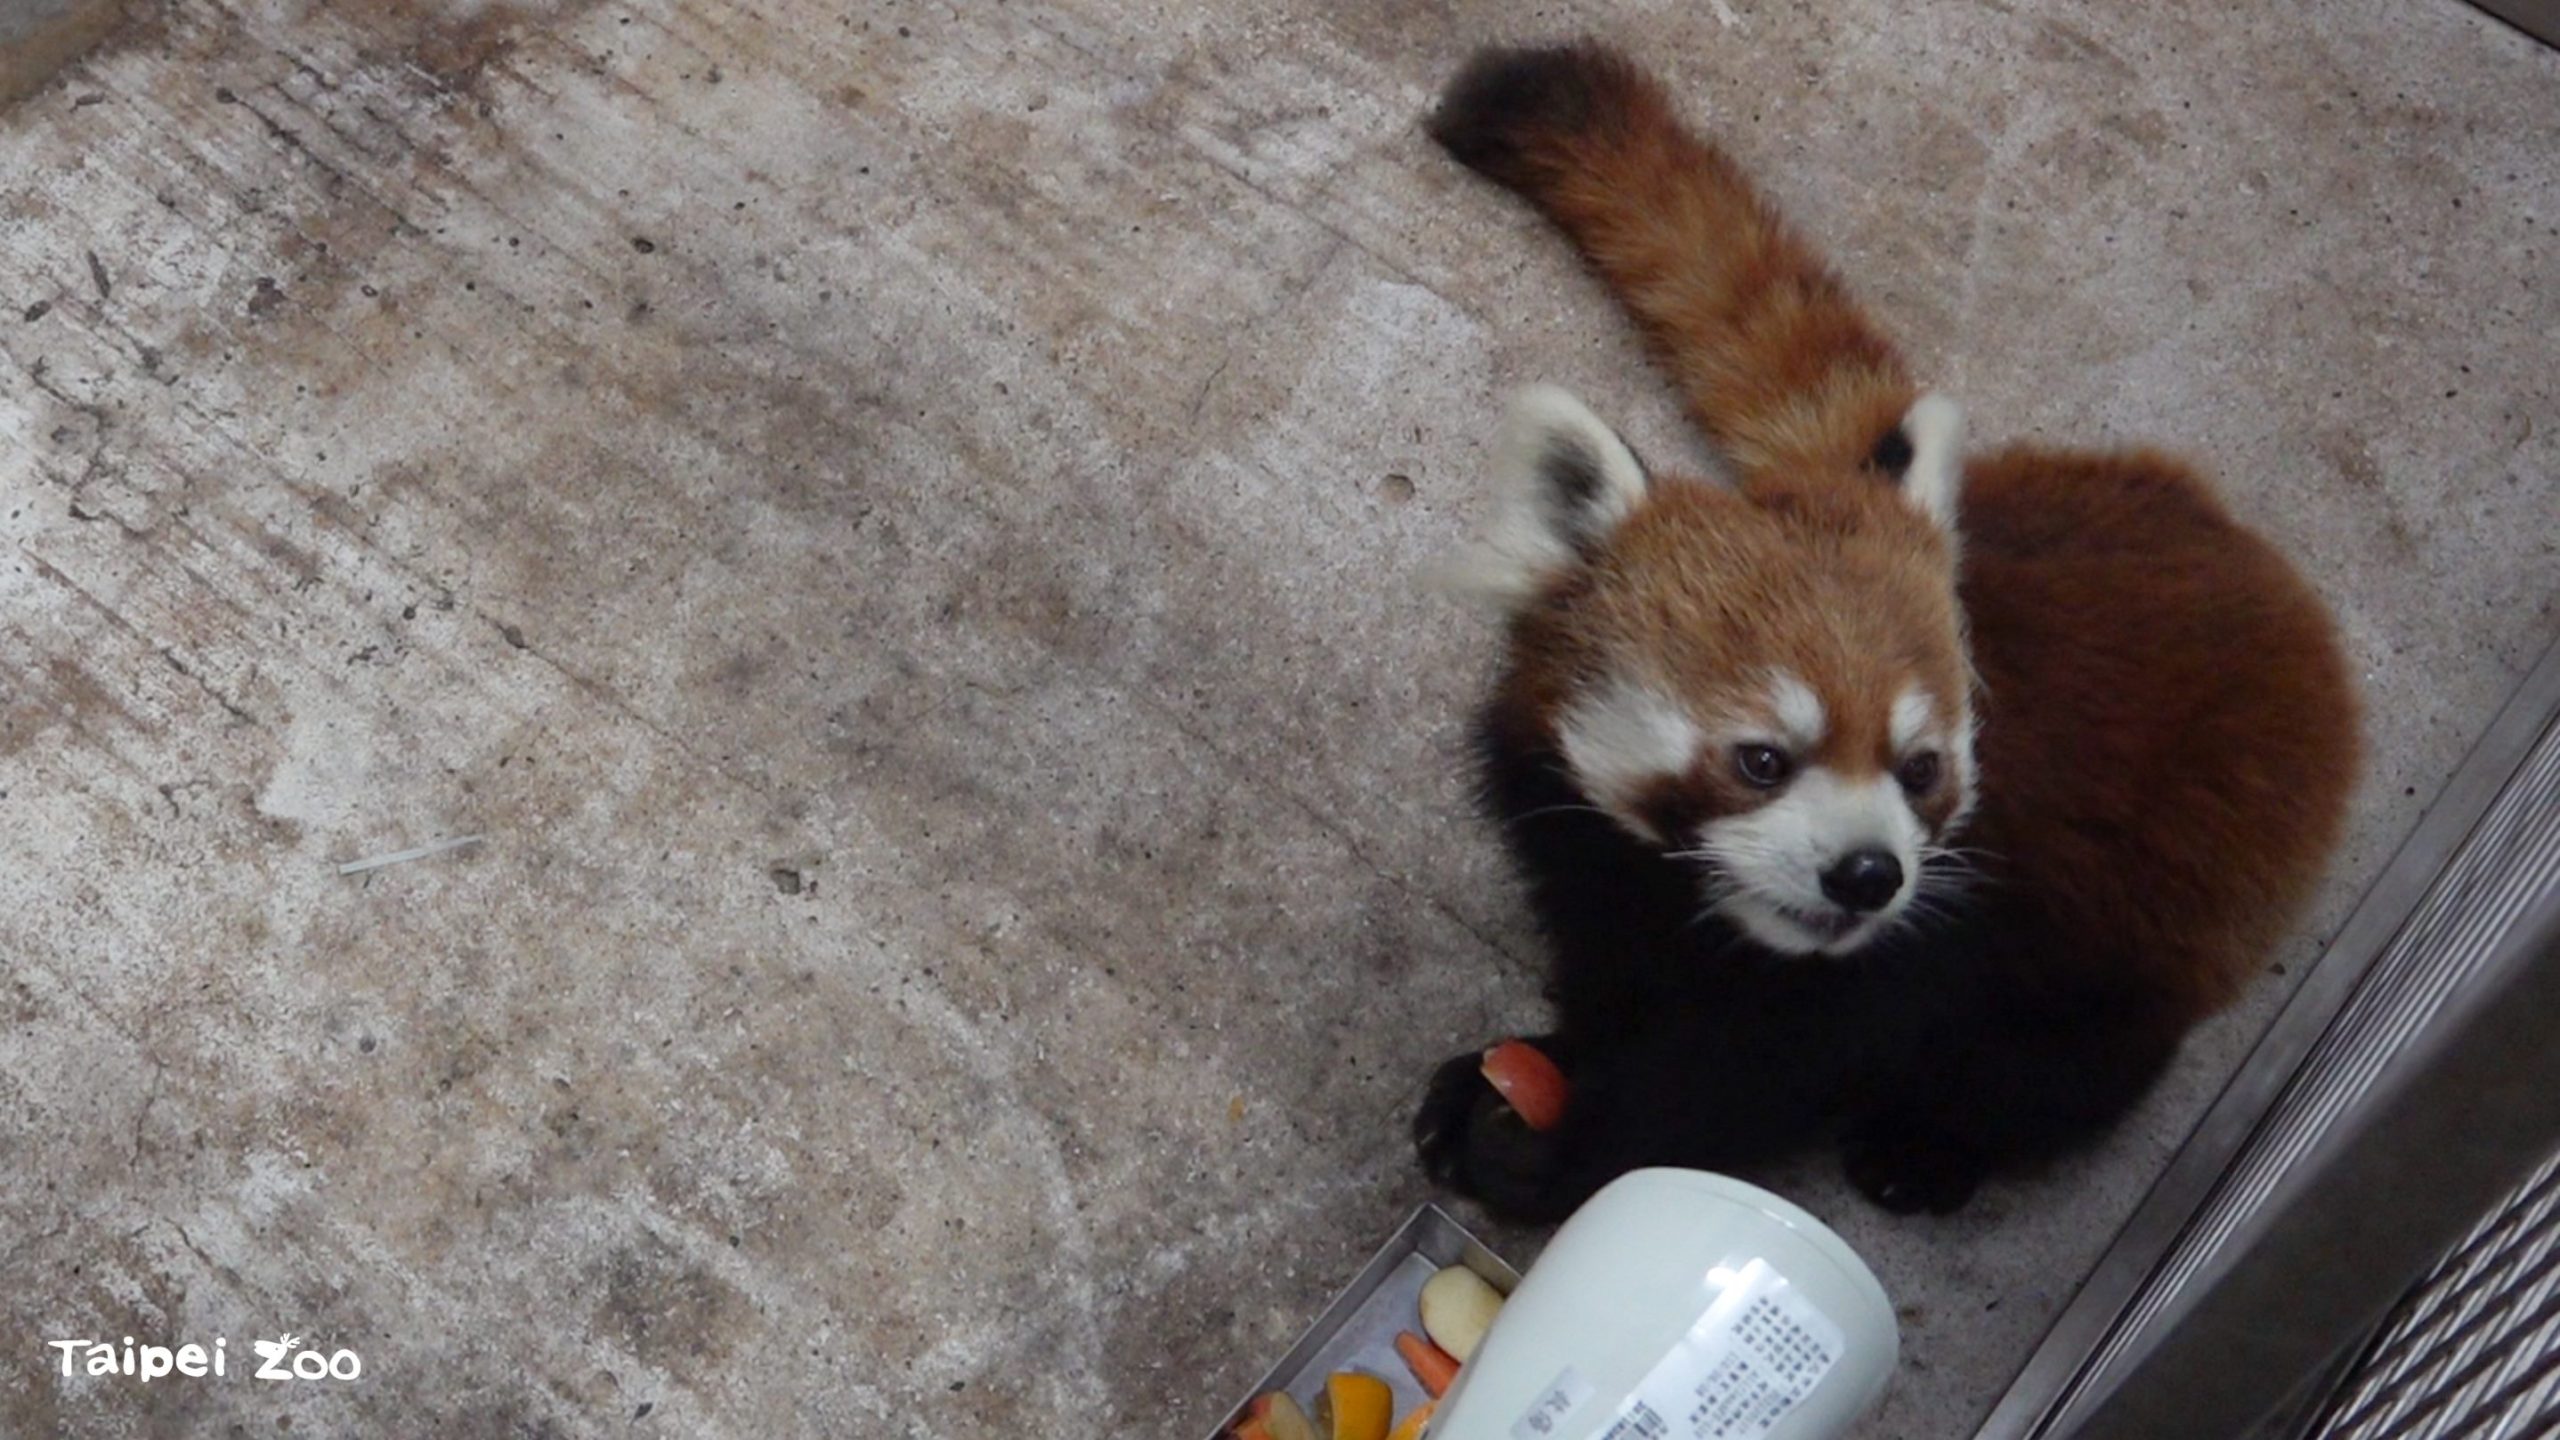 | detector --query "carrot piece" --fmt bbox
[1385,1399,1438,1440]
[1480,1040,1569,1131]
[1394,1332,1460,1397]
